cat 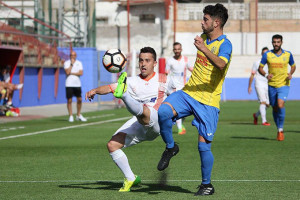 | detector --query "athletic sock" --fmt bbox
[176,119,182,130]
[121,91,143,116]
[198,142,214,185]
[272,110,279,128]
[158,104,175,148]
[278,107,285,129]
[110,149,135,181]
[260,104,267,123]
[255,110,260,117]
